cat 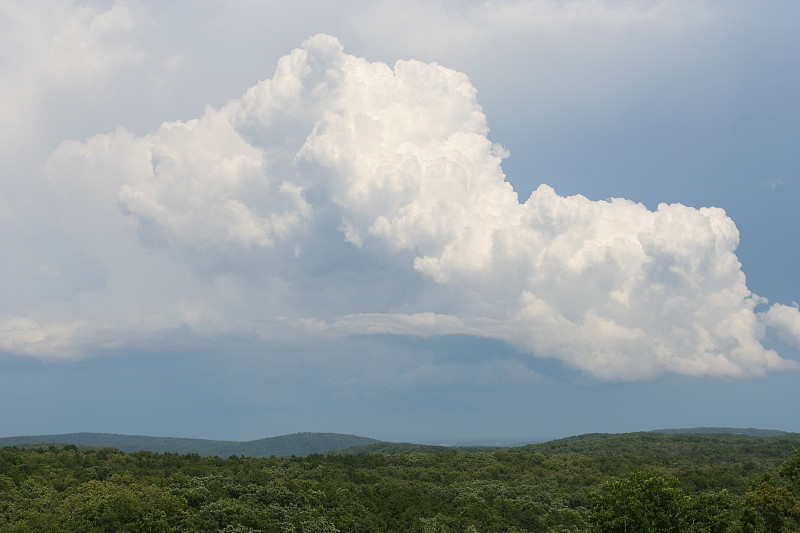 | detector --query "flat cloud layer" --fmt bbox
[2,33,799,380]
